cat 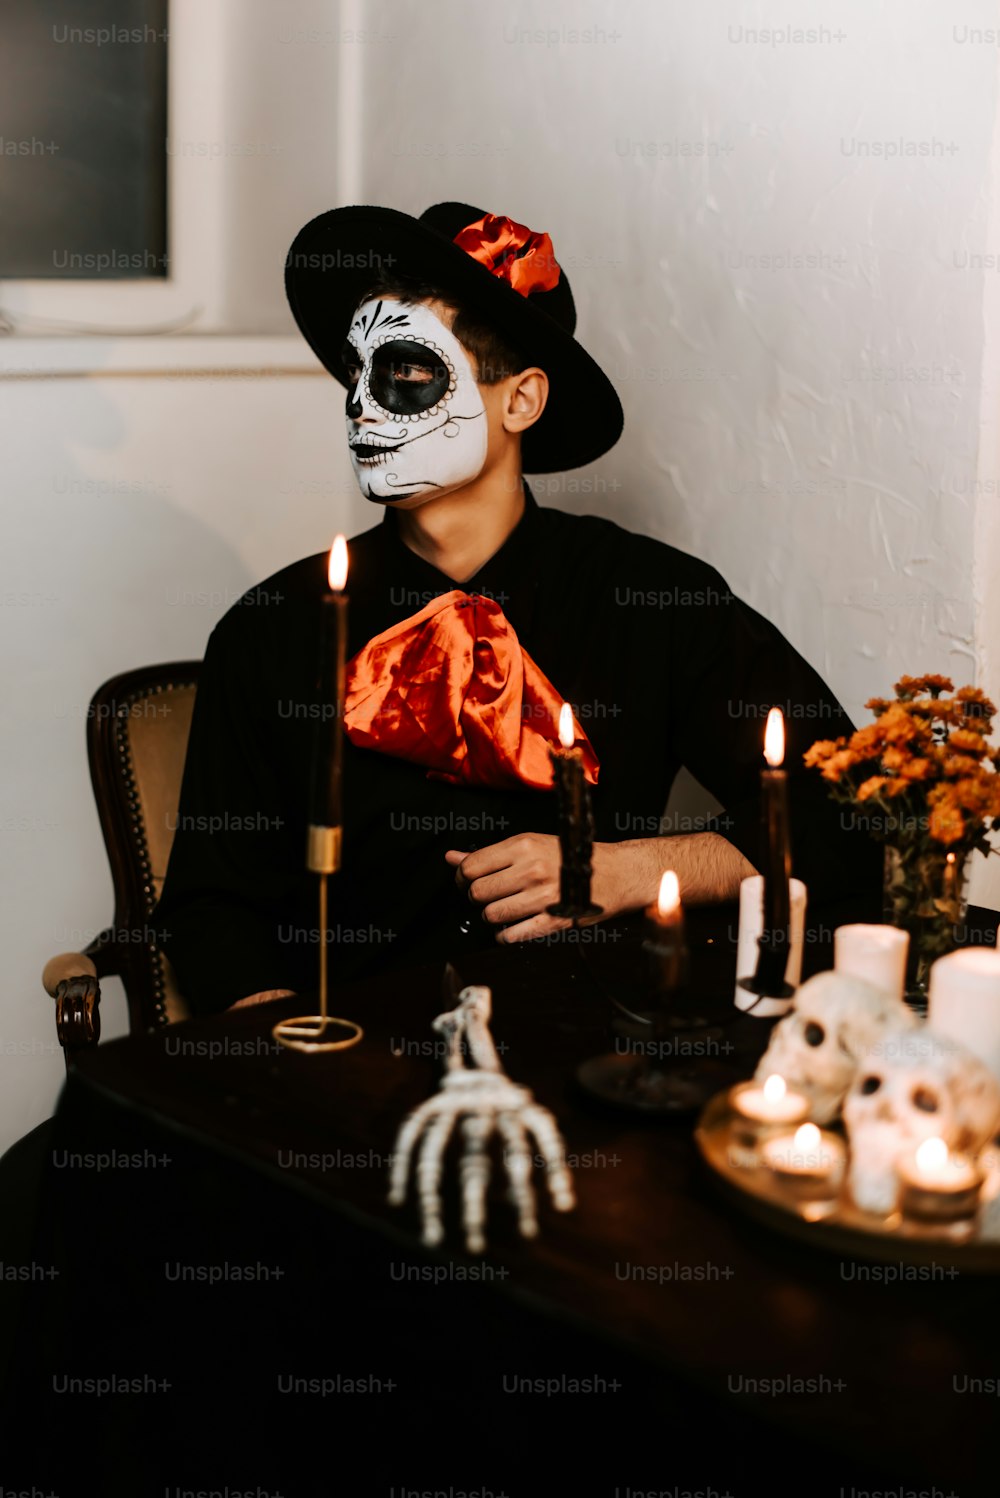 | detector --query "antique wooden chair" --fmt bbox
[41,662,200,1065]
